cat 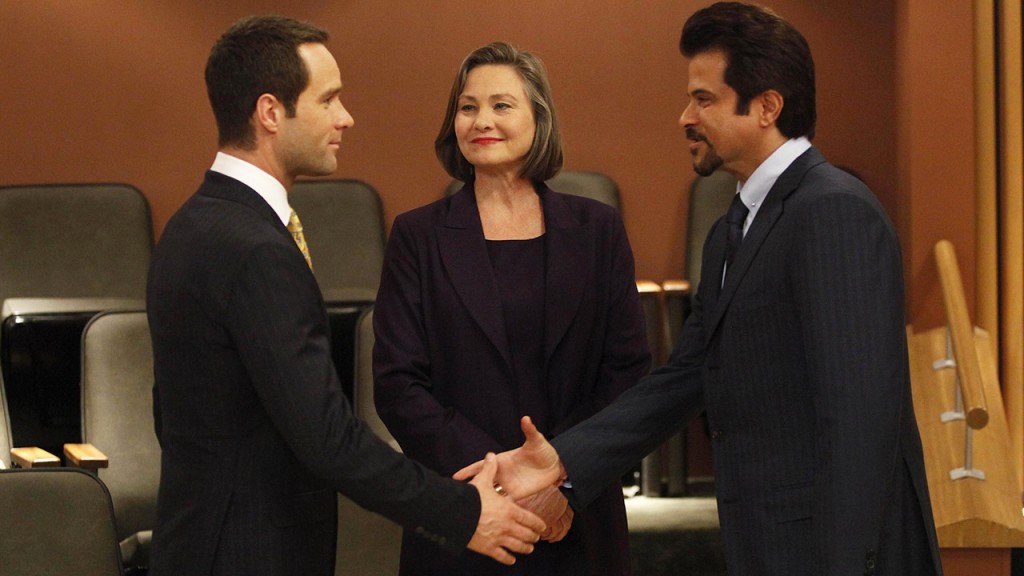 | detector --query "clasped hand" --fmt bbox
[517,486,573,542]
[458,416,571,551]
